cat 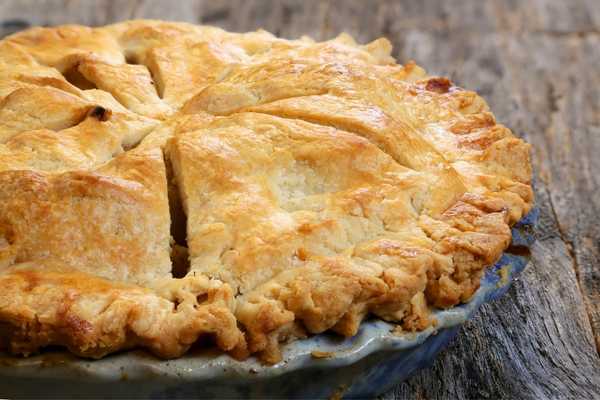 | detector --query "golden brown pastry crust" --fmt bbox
[0,20,533,362]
